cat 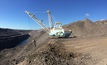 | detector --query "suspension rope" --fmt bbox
[30,11,47,14]
[51,14,59,22]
